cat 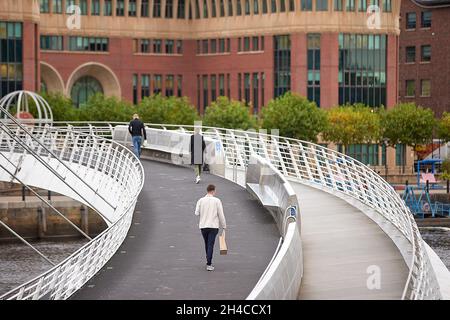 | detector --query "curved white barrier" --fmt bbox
[0,125,144,300]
